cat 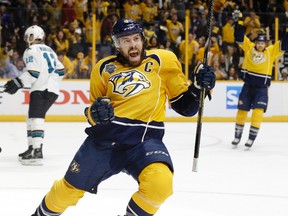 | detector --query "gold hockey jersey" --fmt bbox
[238,35,284,86]
[89,49,188,123]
